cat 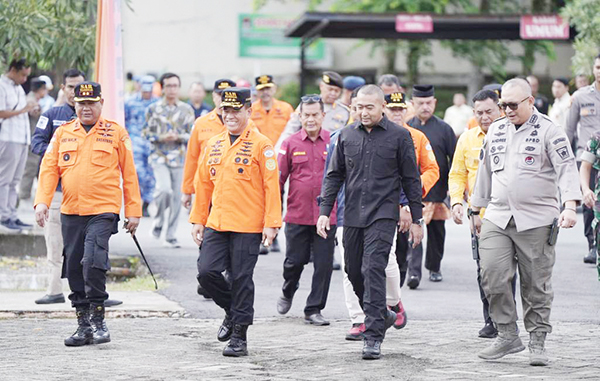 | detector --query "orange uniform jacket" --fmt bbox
[182,110,258,194]
[189,123,282,233]
[250,98,294,145]
[404,124,440,197]
[35,118,142,217]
